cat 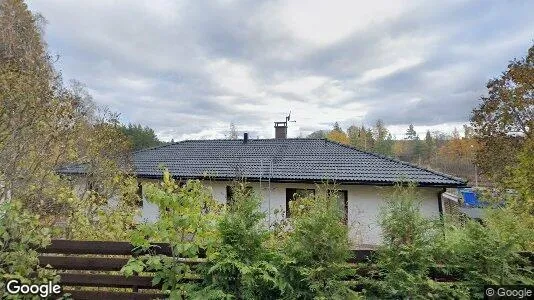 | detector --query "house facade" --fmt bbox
[139,181,447,246]
[60,127,466,247]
